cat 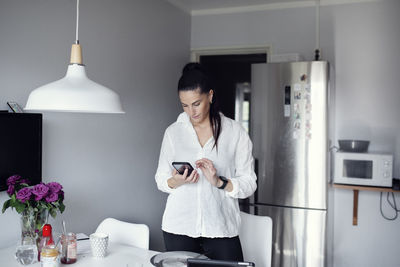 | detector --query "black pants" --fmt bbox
[163,231,244,261]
